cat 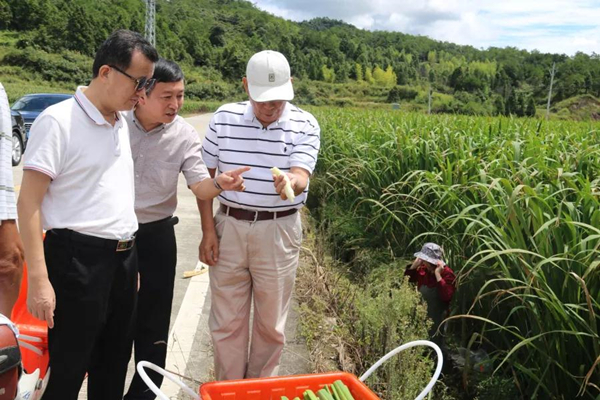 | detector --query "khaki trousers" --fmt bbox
[209,208,302,380]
